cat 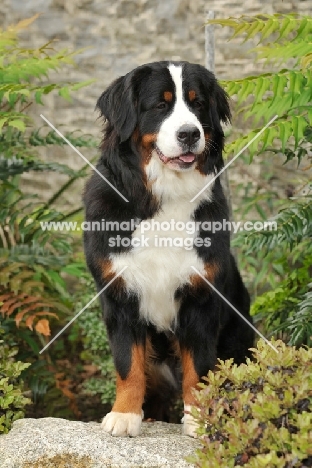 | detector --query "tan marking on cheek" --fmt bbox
[188,90,196,102]
[181,349,199,406]
[142,133,157,147]
[112,345,146,414]
[163,91,173,102]
[141,132,157,169]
